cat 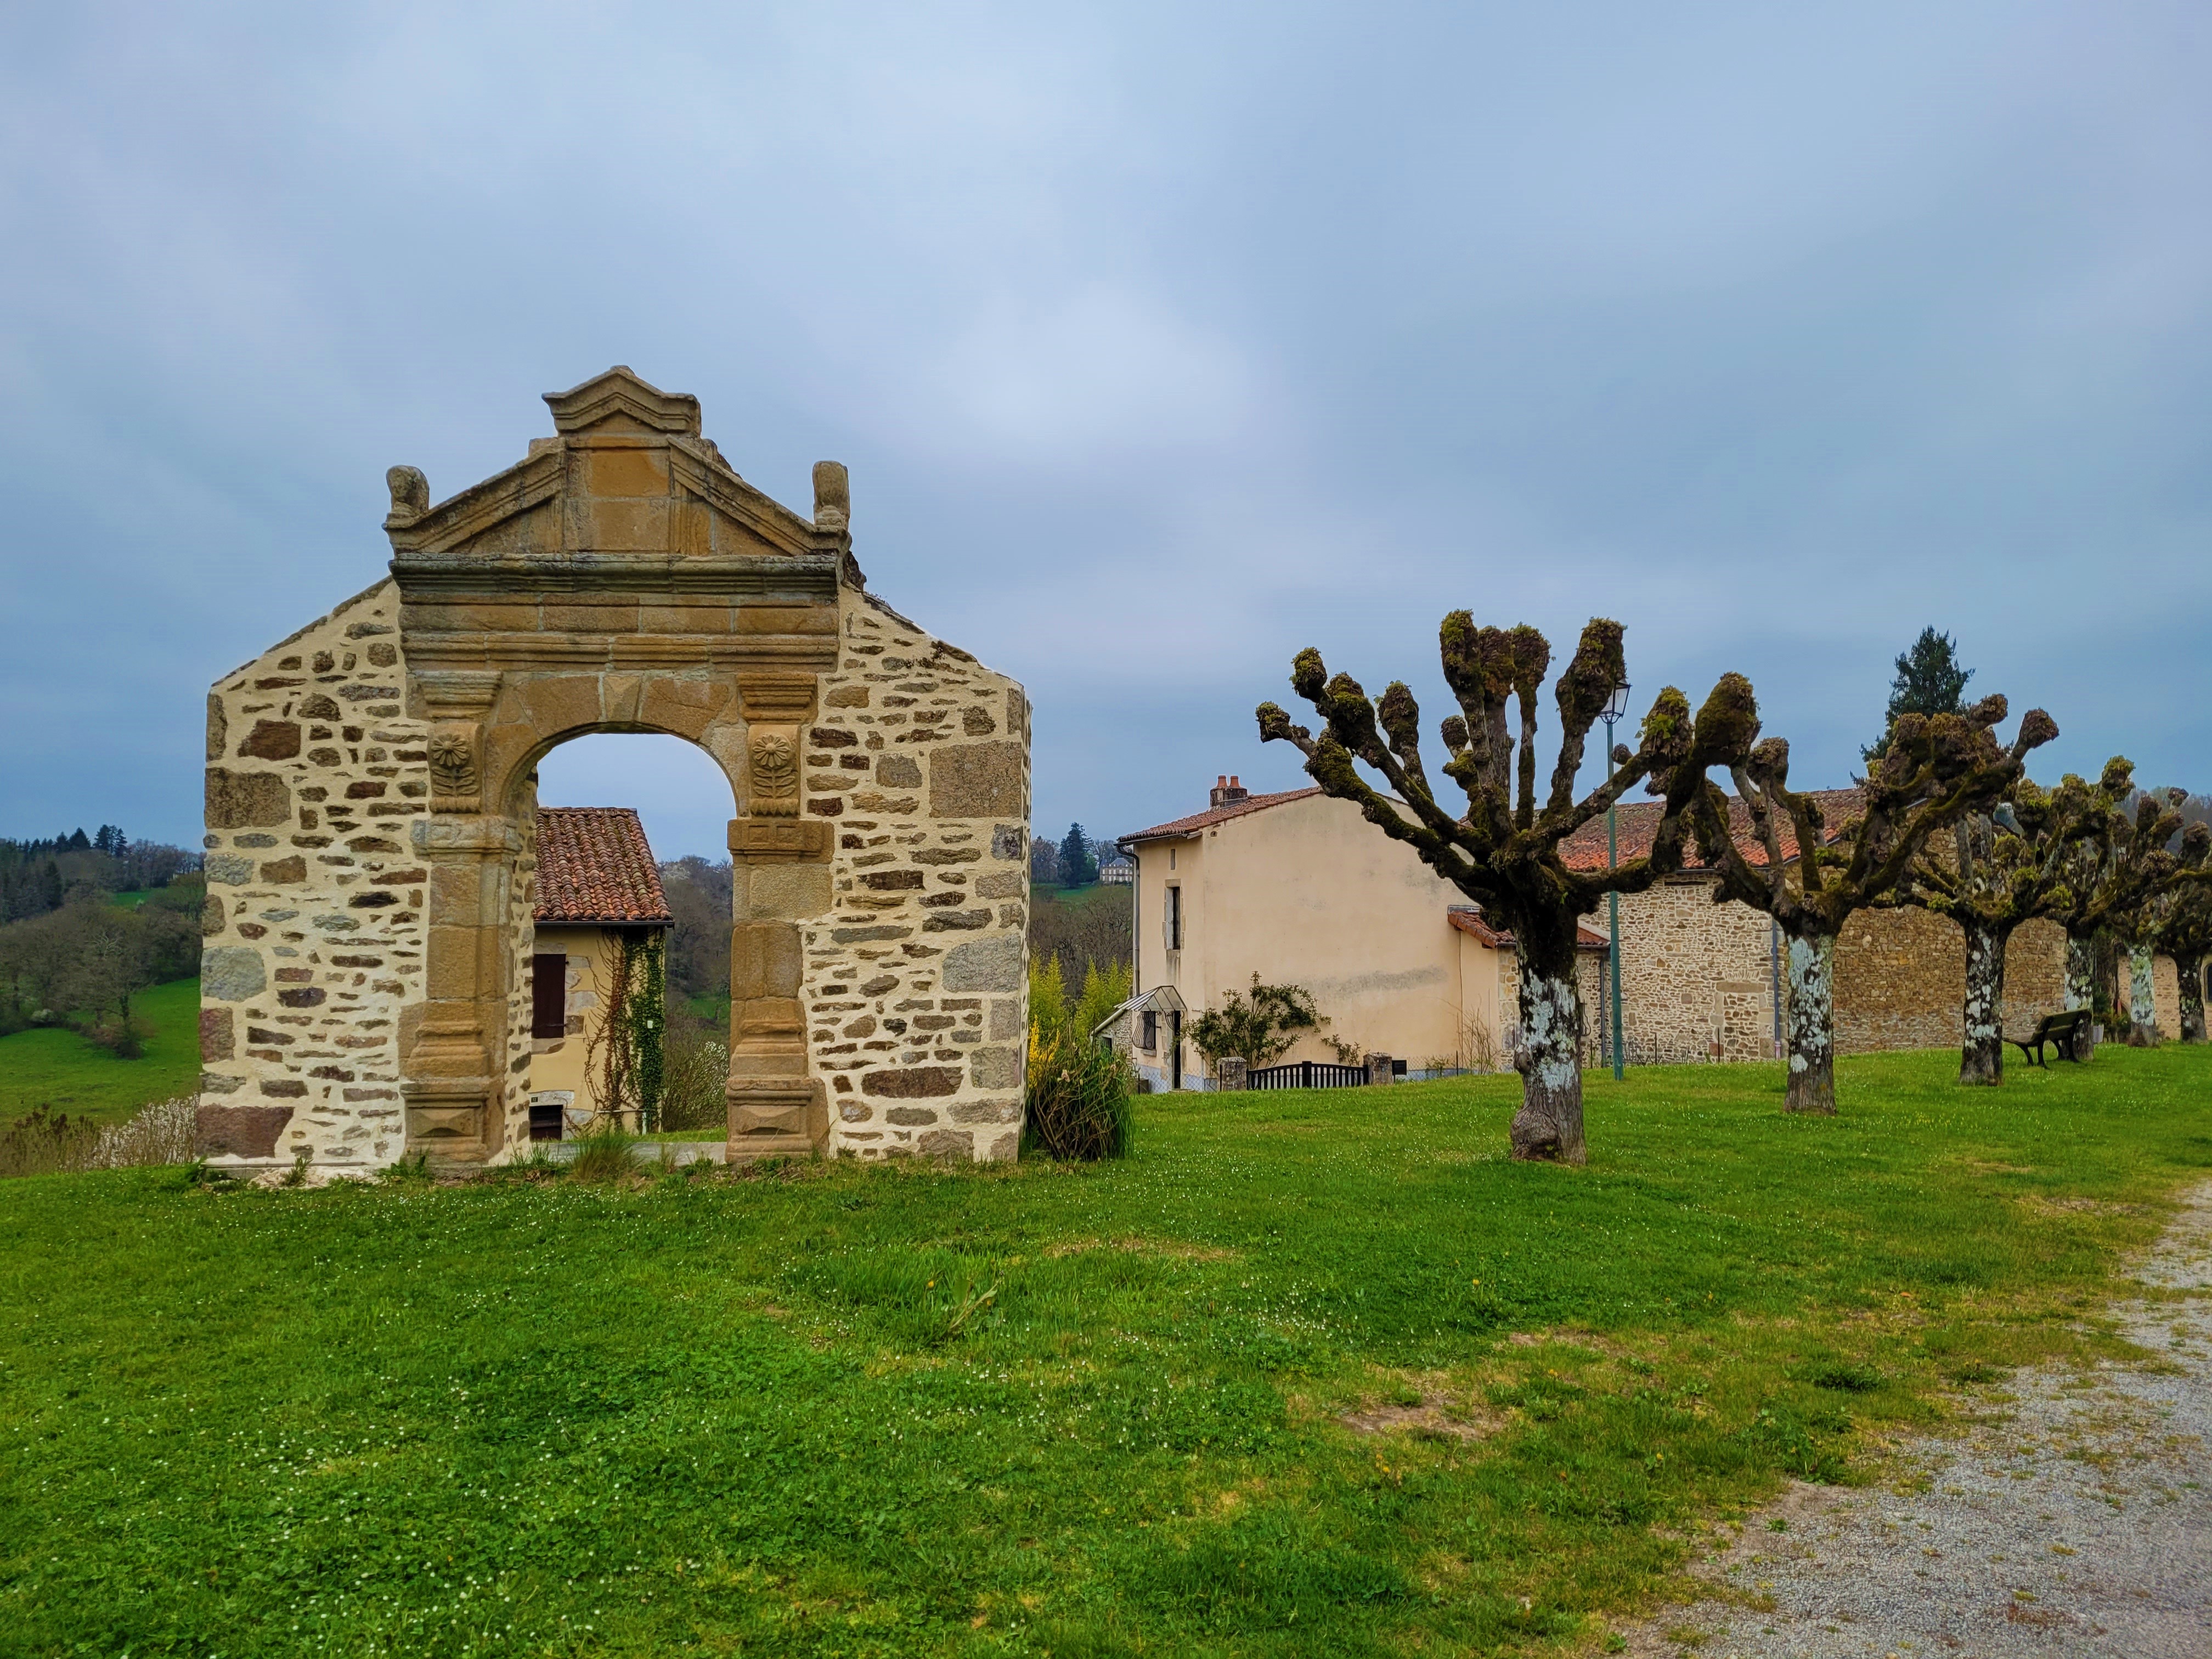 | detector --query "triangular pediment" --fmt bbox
[383,368,843,565]
[543,365,701,436]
